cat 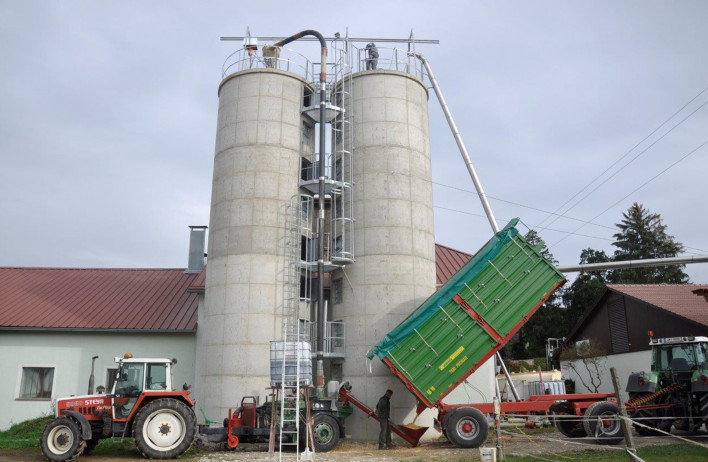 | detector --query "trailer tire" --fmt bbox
[446,407,488,448]
[553,416,586,438]
[308,414,340,452]
[40,417,85,462]
[134,398,197,459]
[583,401,623,445]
